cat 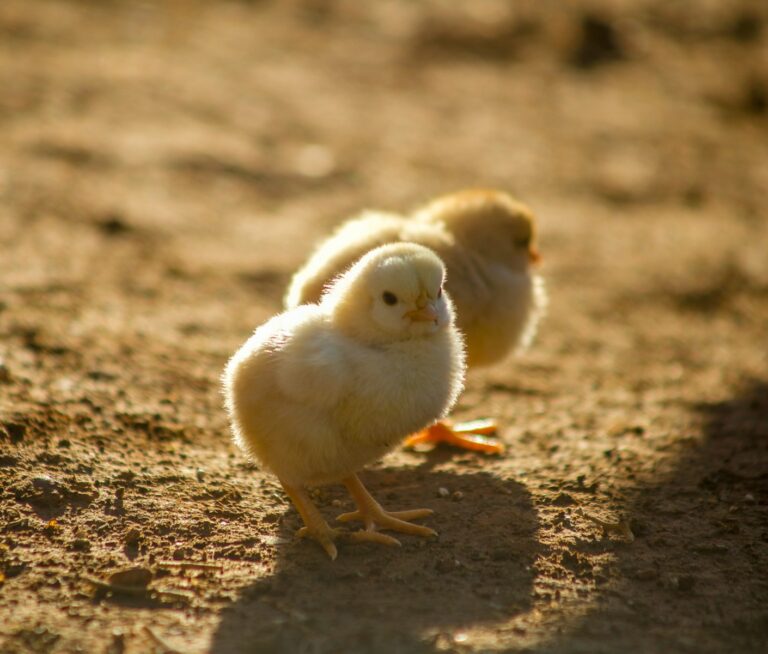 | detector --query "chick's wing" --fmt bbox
[273,313,351,409]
